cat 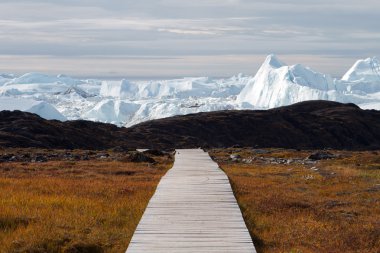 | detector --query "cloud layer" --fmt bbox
[0,0,379,78]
